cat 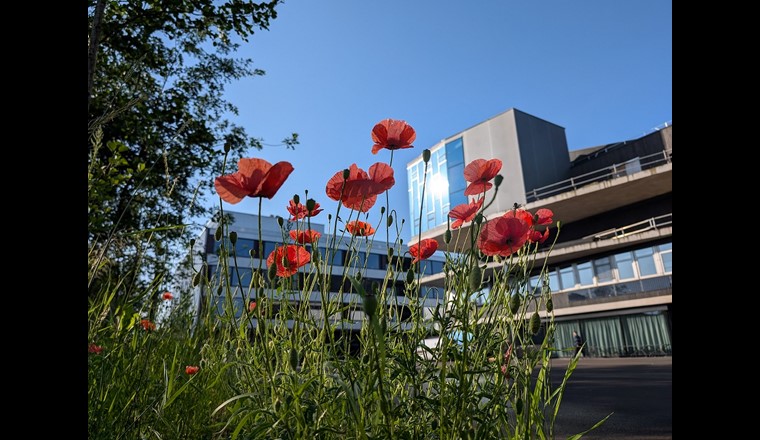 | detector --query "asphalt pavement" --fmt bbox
[549,356,672,440]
